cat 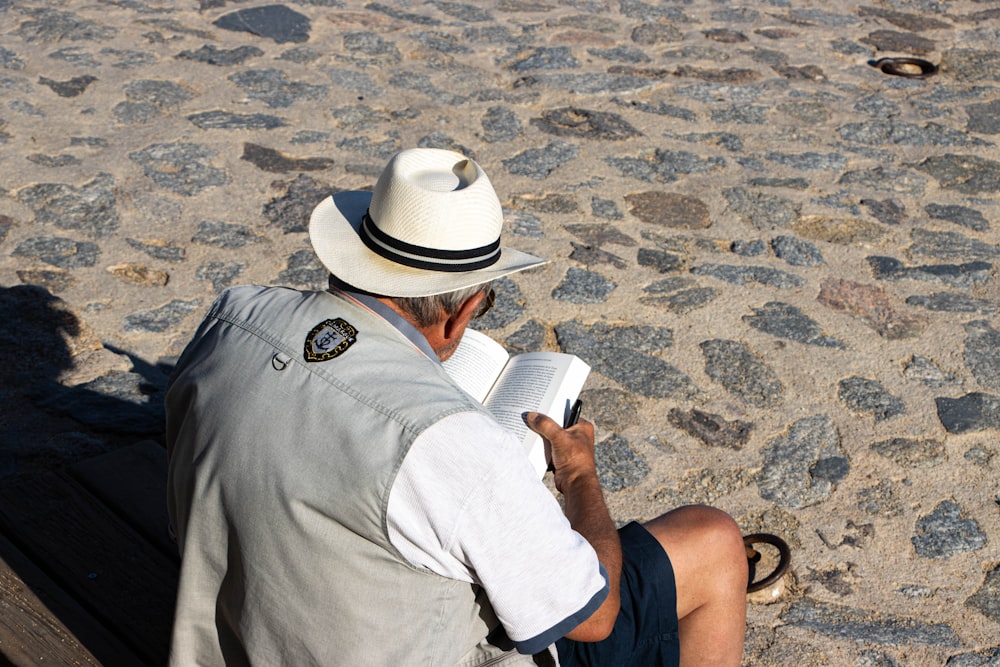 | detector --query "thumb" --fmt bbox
[523,412,563,440]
